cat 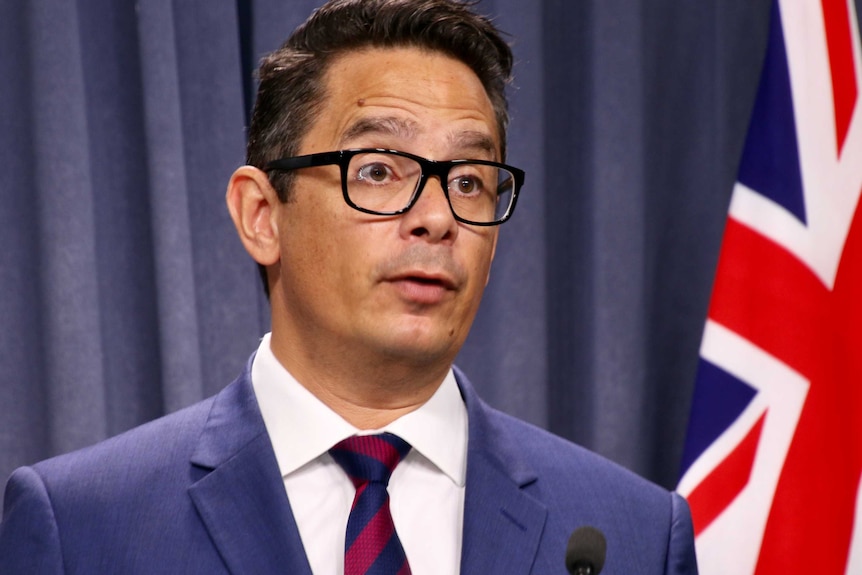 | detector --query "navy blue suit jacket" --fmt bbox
[0,359,698,573]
